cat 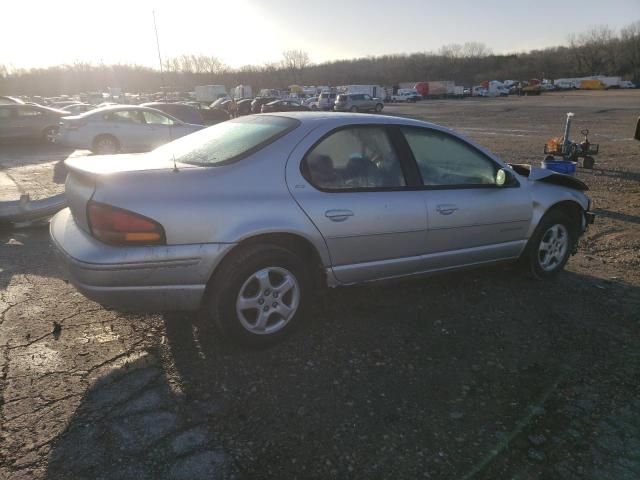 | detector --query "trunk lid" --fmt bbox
[64,153,195,233]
